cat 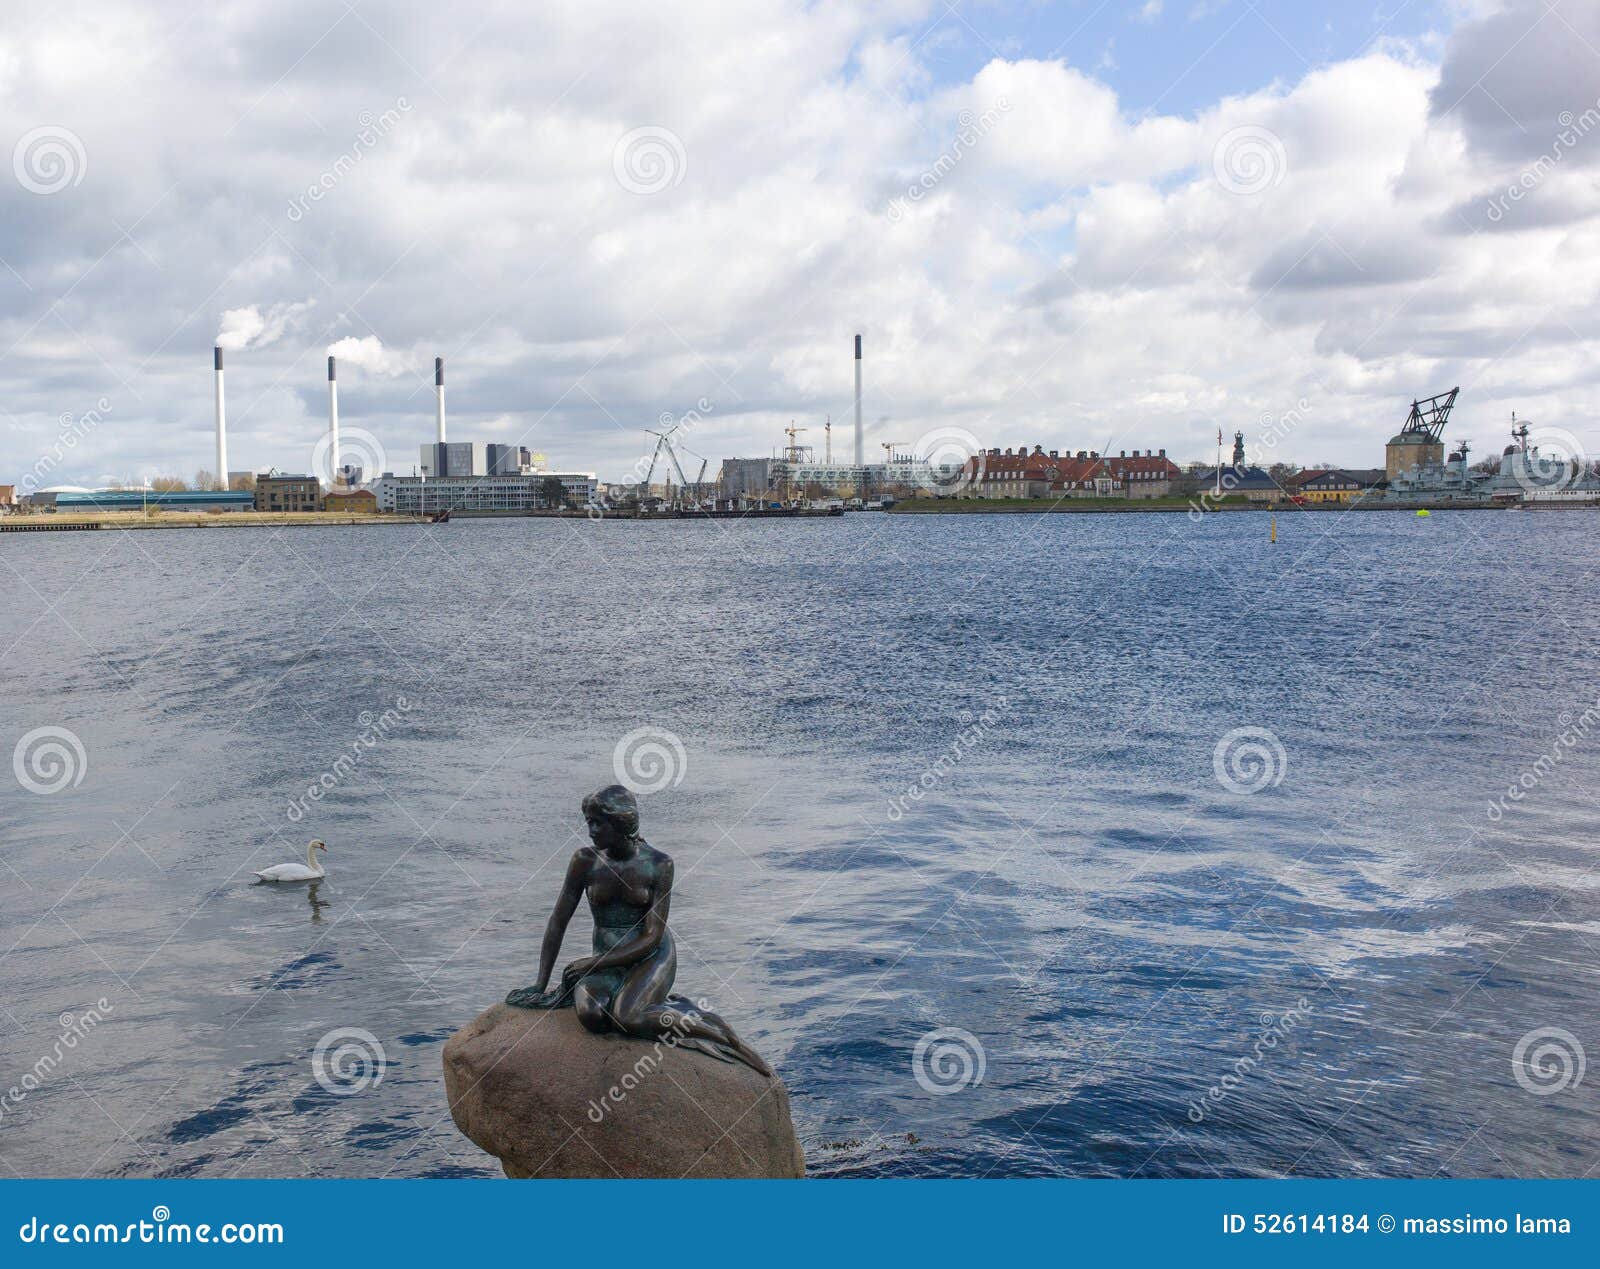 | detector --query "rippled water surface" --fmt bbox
[2,510,1598,1178]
